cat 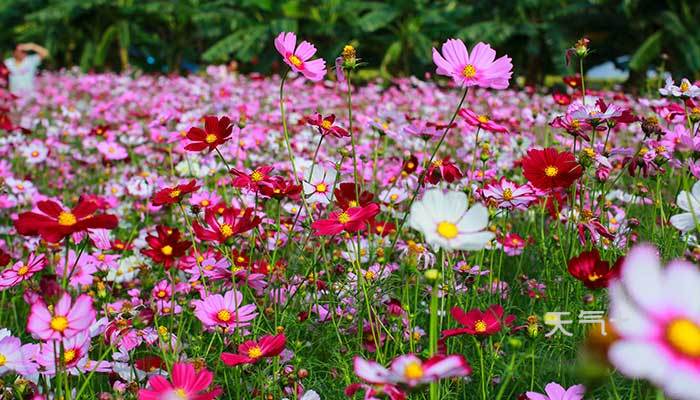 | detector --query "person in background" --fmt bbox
[5,43,49,95]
